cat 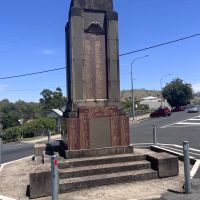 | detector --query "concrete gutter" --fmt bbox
[129,113,150,124]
